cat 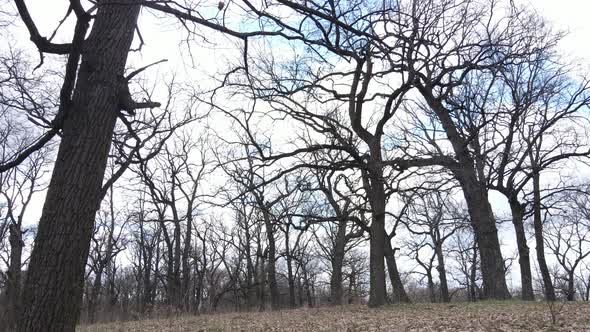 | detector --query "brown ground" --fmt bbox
[78,301,590,332]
